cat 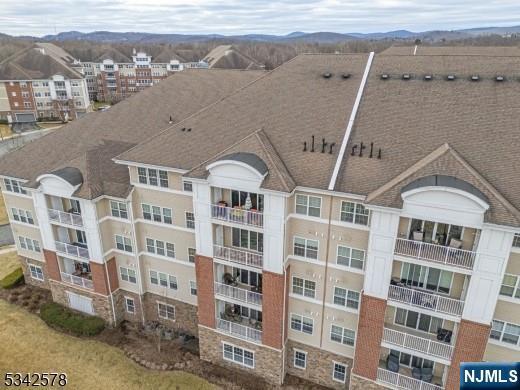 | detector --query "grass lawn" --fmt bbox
[0,250,21,279]
[0,300,217,389]
[0,192,8,225]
